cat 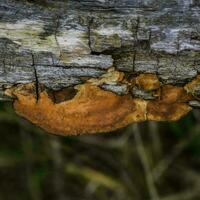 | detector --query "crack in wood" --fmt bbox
[31,53,39,102]
[131,17,140,73]
[87,16,94,53]
[53,14,62,59]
